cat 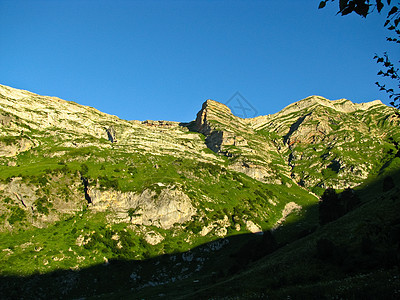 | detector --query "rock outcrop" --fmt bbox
[88,187,196,229]
[106,126,117,143]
